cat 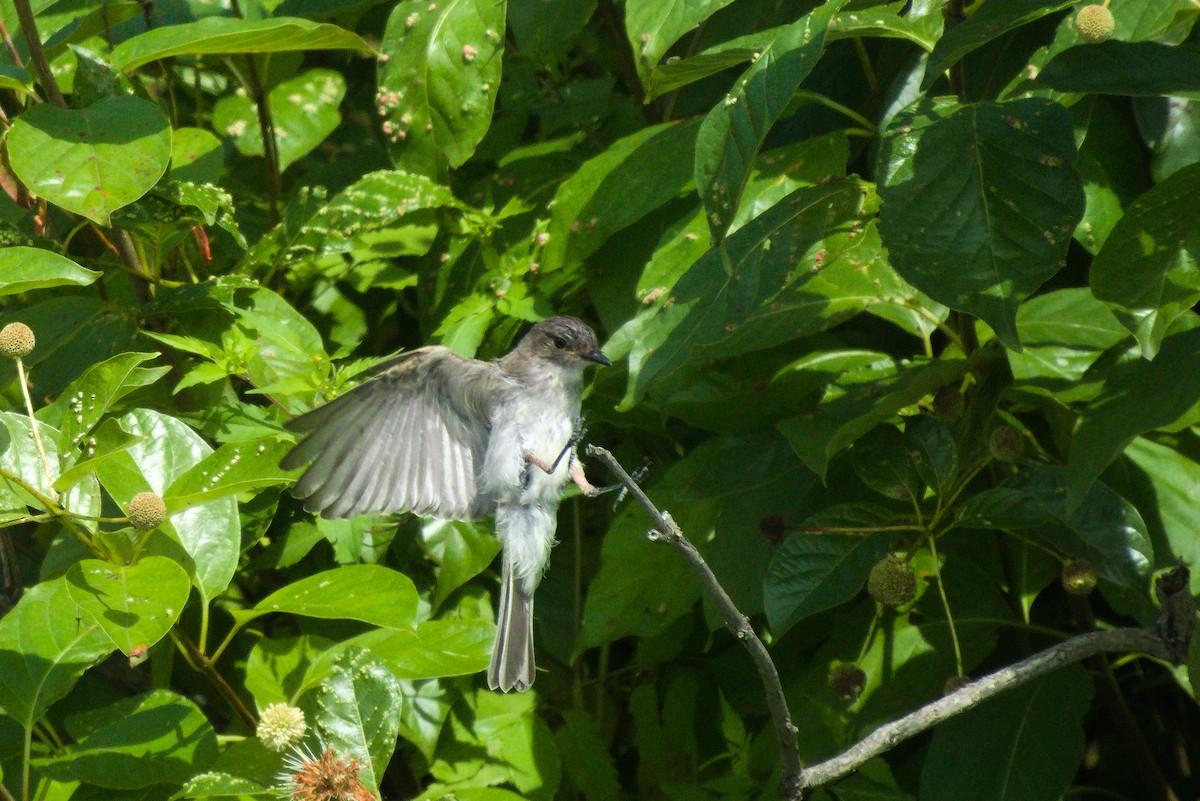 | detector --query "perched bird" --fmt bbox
[281,316,612,691]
